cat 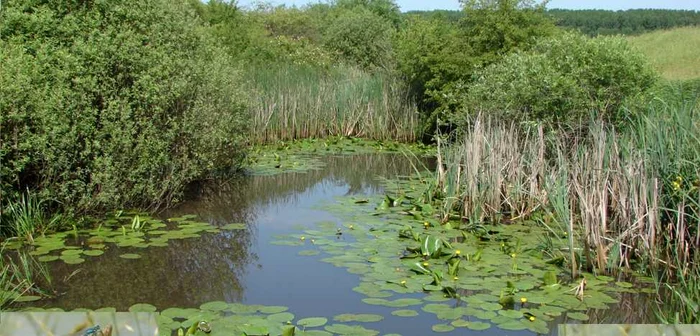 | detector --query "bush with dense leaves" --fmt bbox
[322,8,394,70]
[461,31,658,126]
[0,0,249,215]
